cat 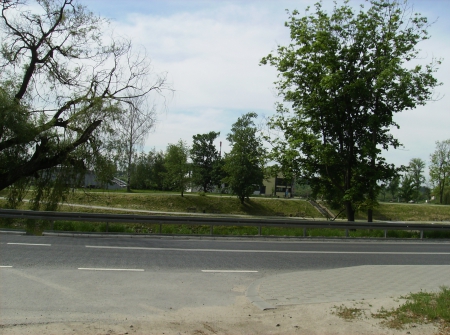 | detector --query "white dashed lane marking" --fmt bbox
[7,243,51,246]
[78,268,144,272]
[202,270,258,273]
